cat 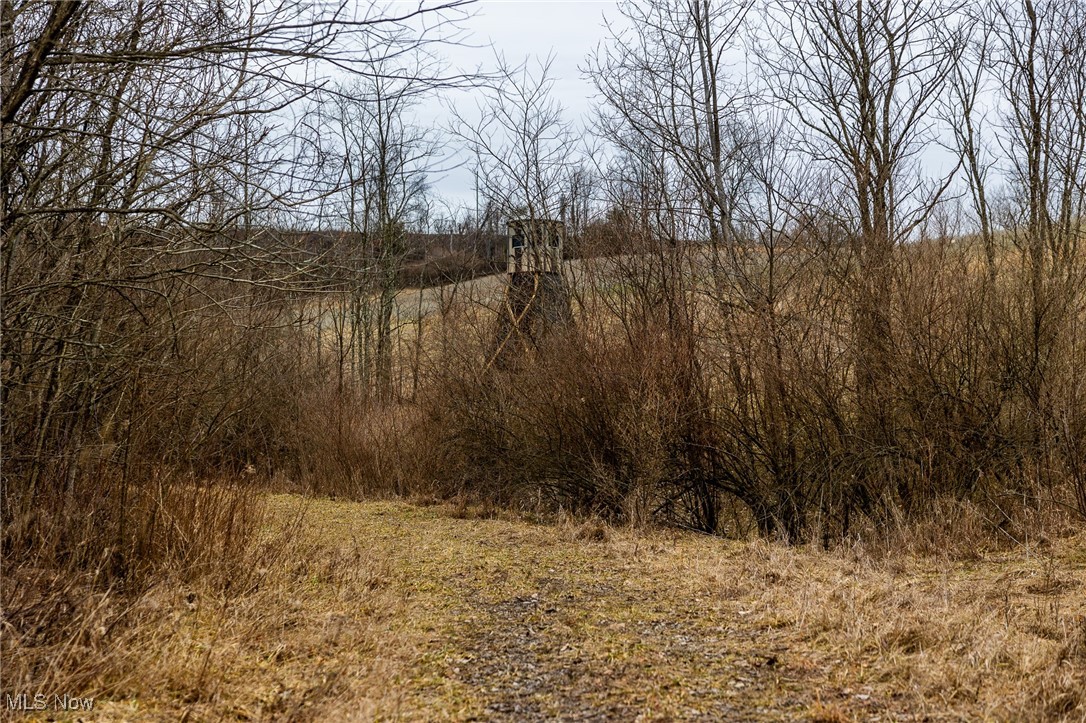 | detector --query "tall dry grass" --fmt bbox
[2,274,330,706]
[386,228,1085,545]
